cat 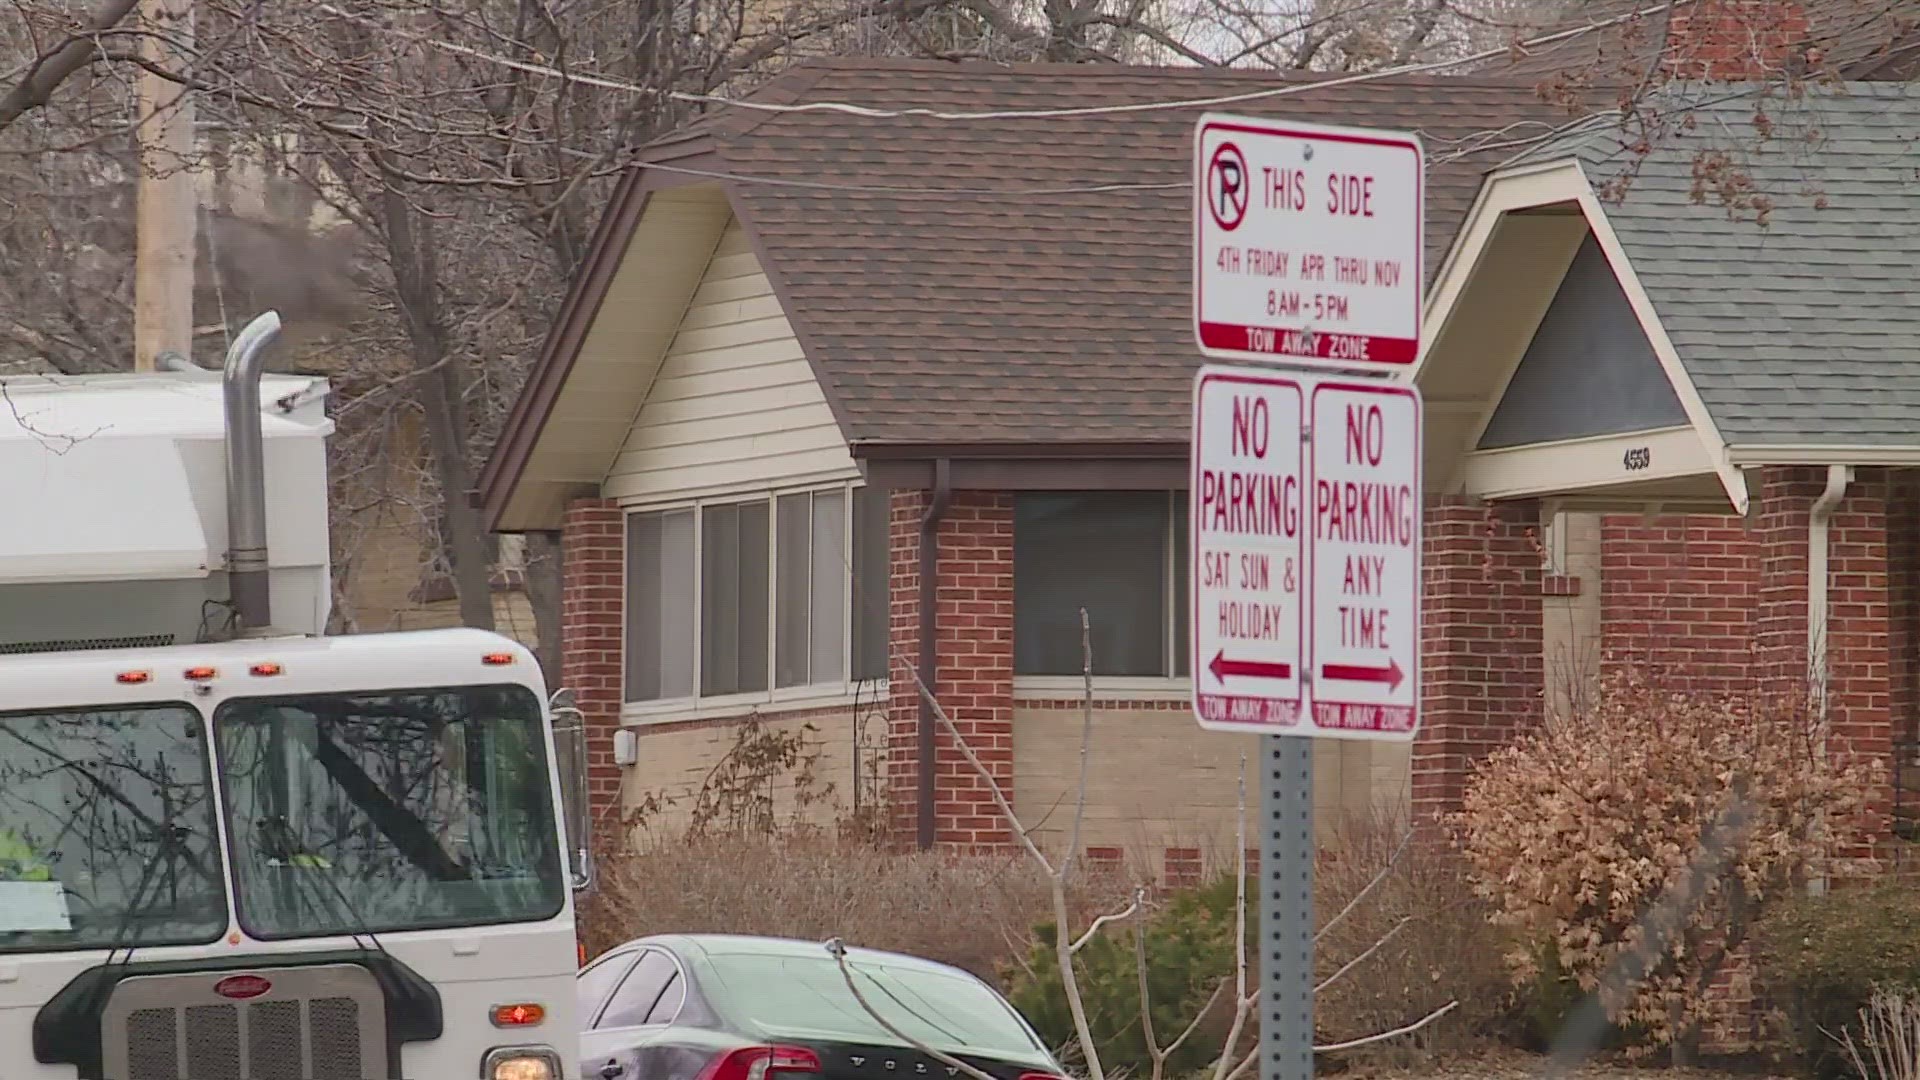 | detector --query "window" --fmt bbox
[1014,492,1189,678]
[646,972,685,1025]
[777,490,844,688]
[598,949,678,1029]
[0,703,226,954]
[850,487,889,683]
[579,951,640,1026]
[709,953,1047,1058]
[624,485,890,706]
[216,684,567,940]
[701,502,770,696]
[626,509,694,701]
